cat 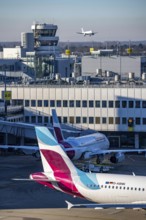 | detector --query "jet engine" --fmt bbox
[110,152,125,163]
[83,152,92,160]
[96,155,104,164]
[32,150,40,159]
